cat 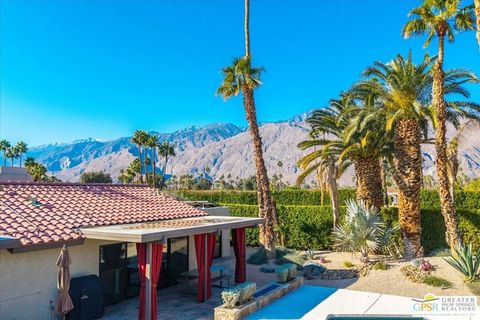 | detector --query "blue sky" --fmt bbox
[1,0,479,146]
